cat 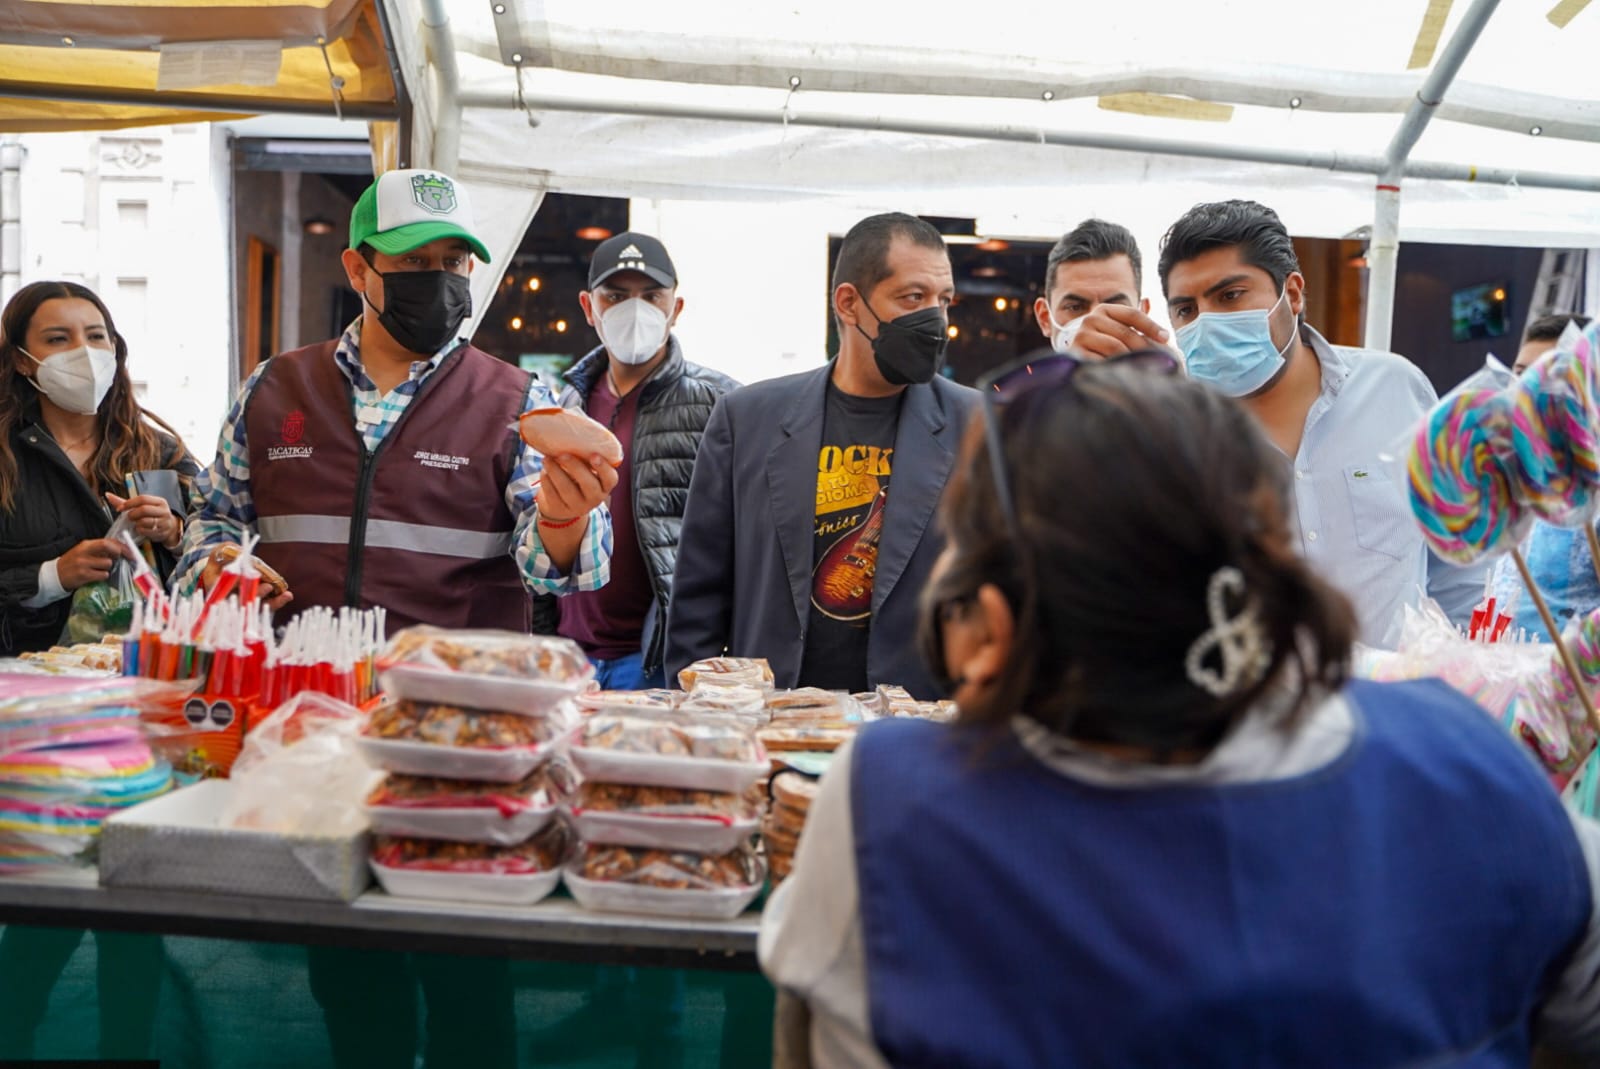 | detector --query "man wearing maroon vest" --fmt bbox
[173,168,618,1069]
[174,167,617,632]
